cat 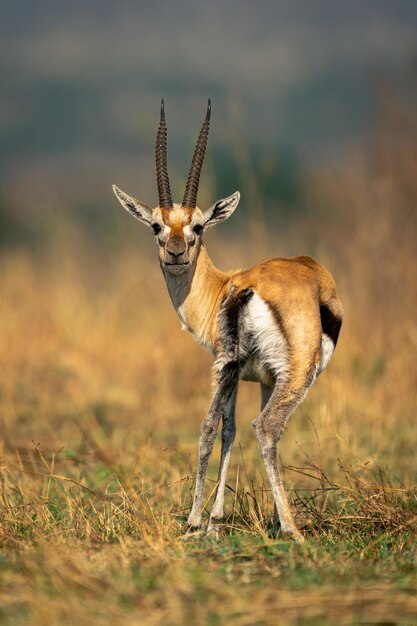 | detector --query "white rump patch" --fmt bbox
[317,333,334,375]
[240,293,289,385]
